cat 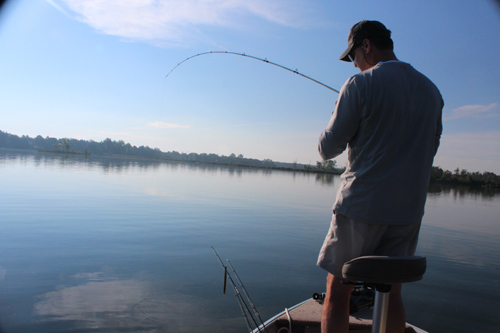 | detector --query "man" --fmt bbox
[316,21,443,333]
